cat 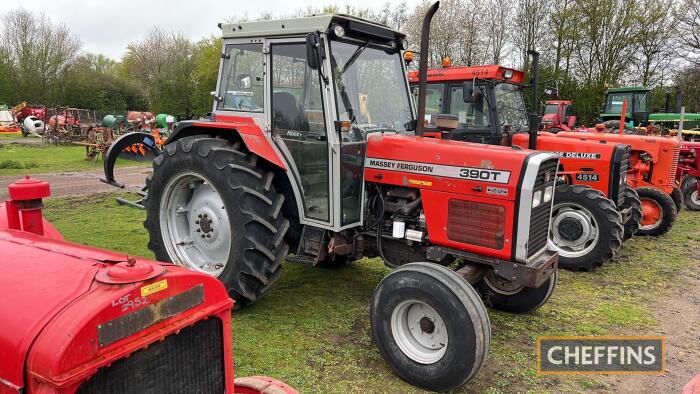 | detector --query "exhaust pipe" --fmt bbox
[527,50,540,150]
[415,1,440,137]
